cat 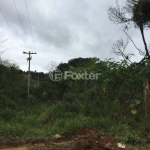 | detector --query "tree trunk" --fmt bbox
[143,78,150,118]
[140,24,150,58]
